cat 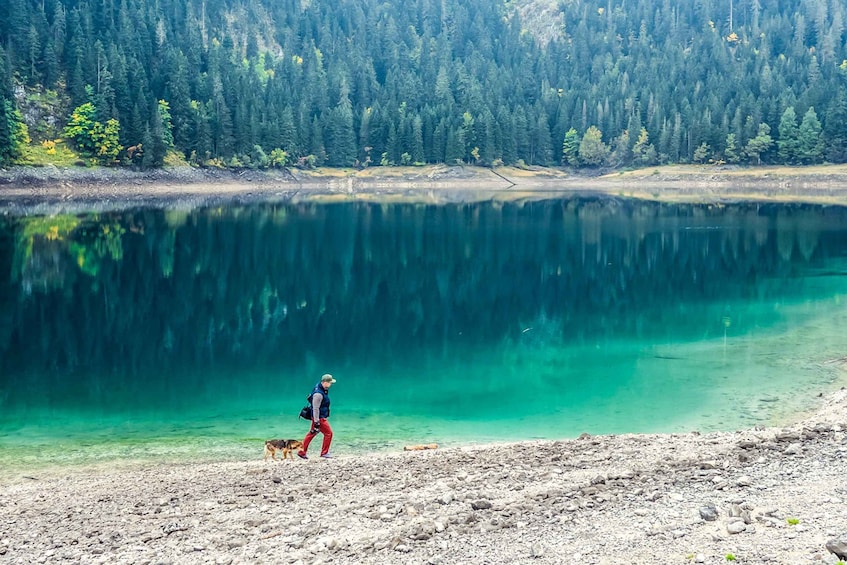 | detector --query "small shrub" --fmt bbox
[725,554,736,561]
[786,517,800,525]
